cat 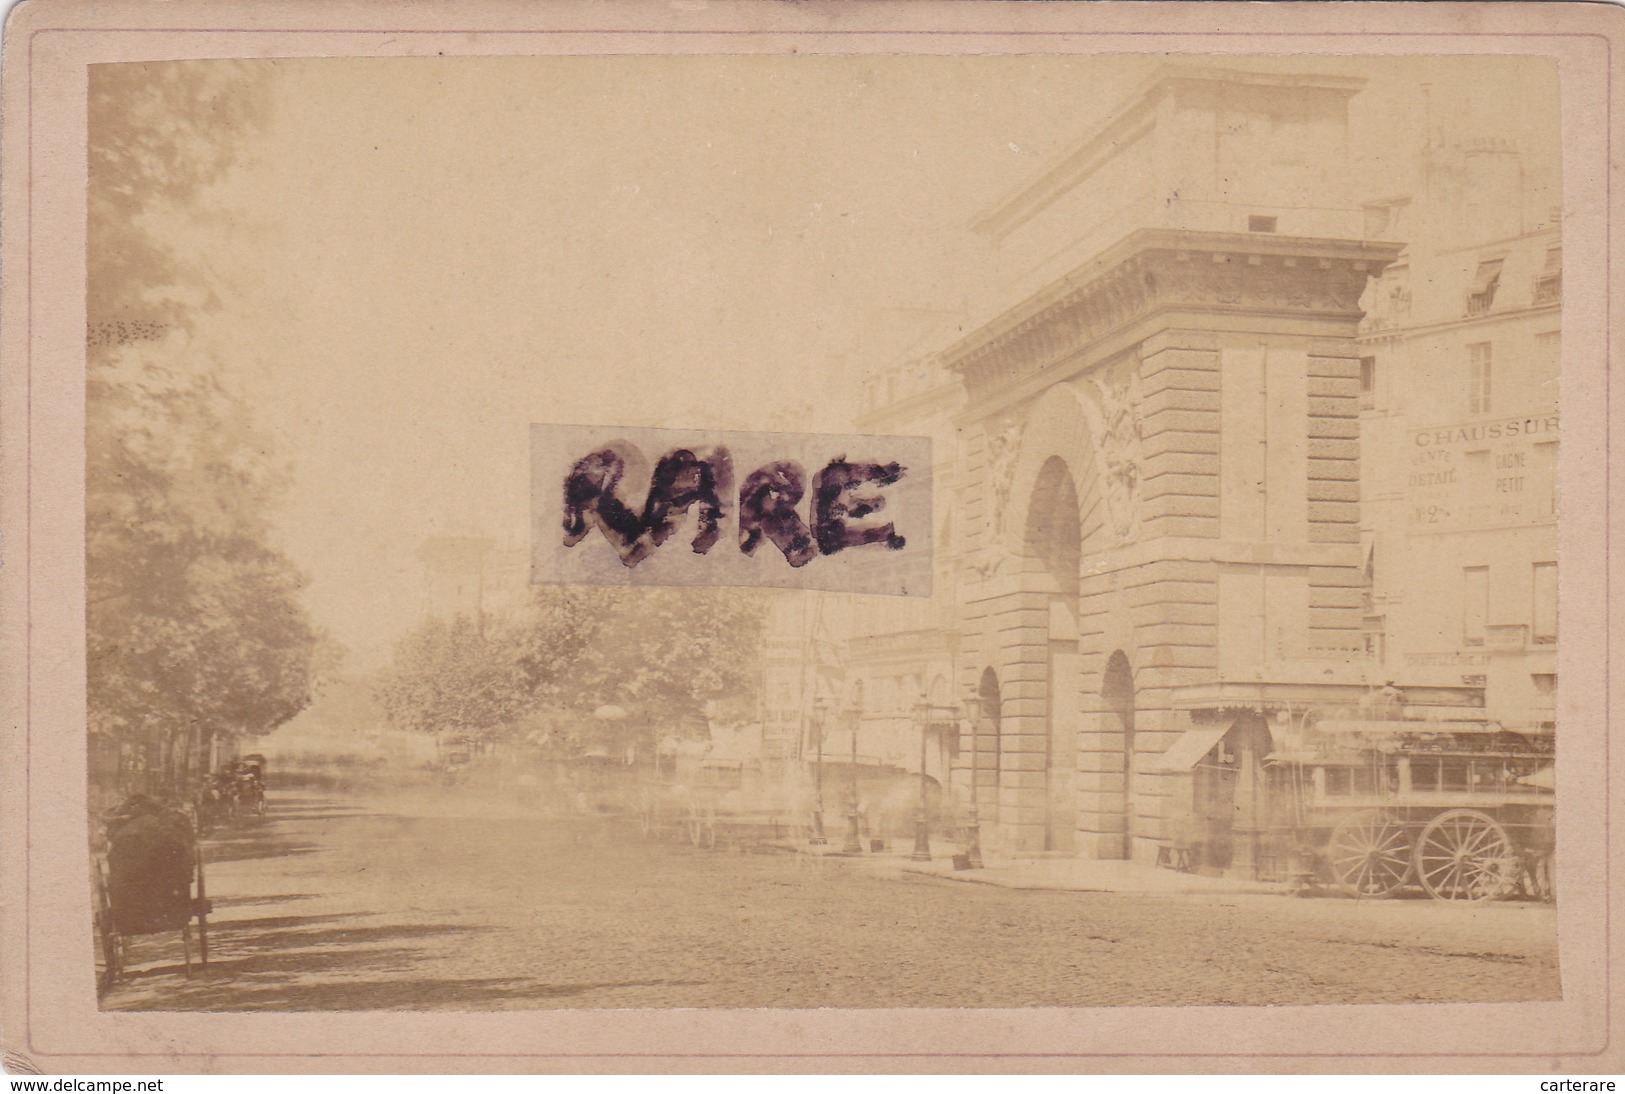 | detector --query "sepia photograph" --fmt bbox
[2,0,1617,1075]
